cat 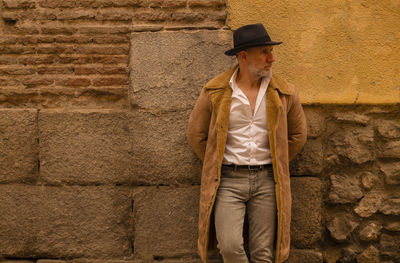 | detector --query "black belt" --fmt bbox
[222,163,272,171]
